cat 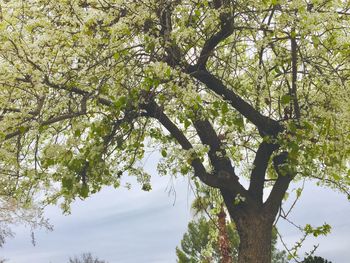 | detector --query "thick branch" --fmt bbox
[193,119,235,175]
[197,16,234,68]
[158,1,181,66]
[192,119,249,197]
[143,101,220,188]
[264,152,294,217]
[187,68,283,136]
[248,142,278,204]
